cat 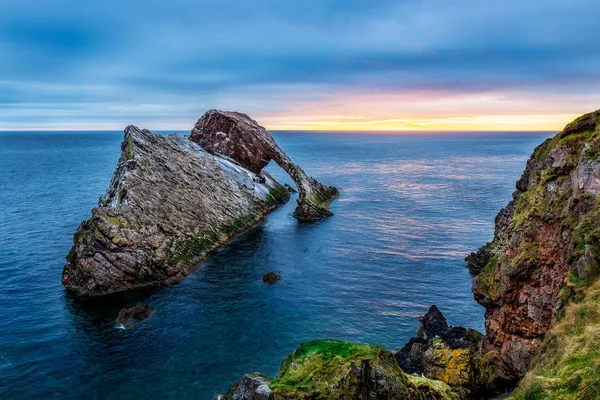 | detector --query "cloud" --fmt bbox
[0,0,599,130]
